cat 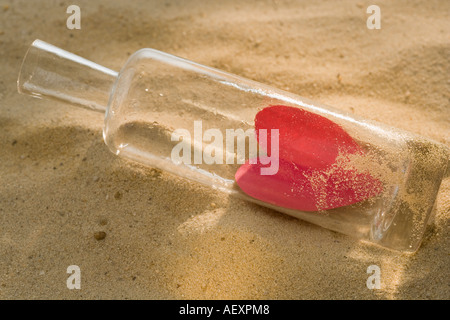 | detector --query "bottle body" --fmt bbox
[103,49,448,252]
